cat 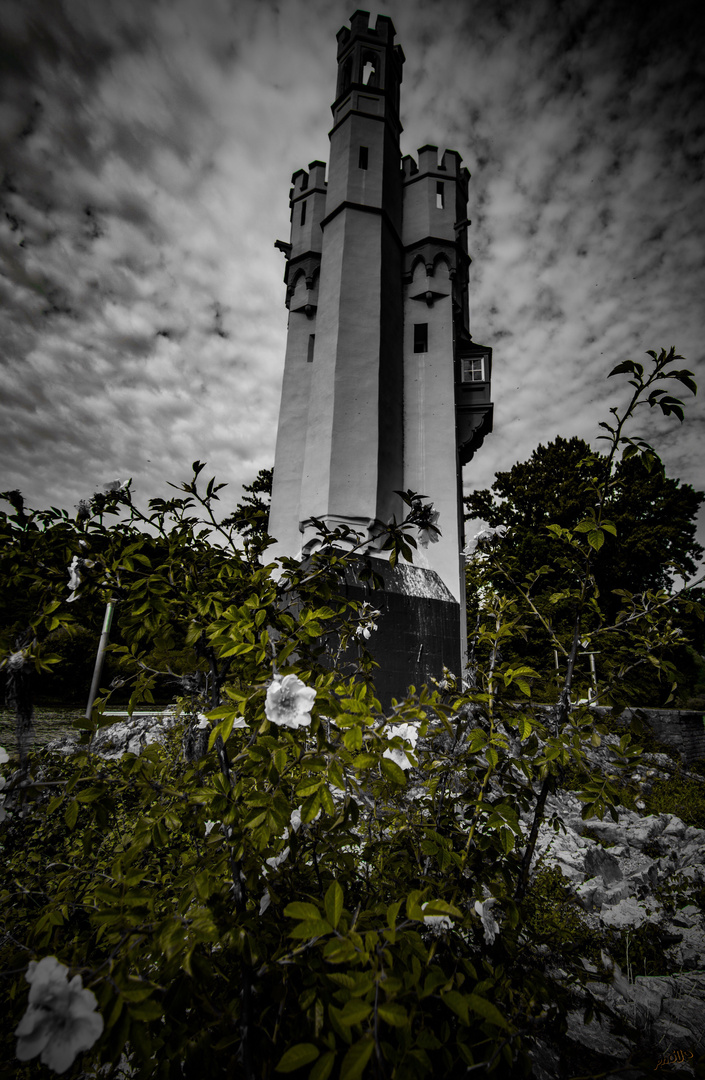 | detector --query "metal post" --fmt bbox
[589,651,599,706]
[85,600,115,720]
